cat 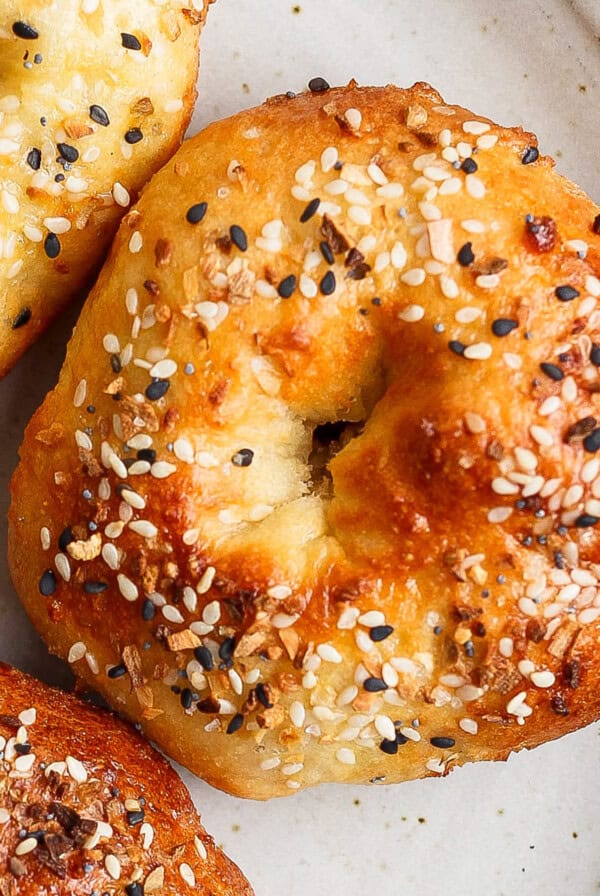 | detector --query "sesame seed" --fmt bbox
[540,362,564,381]
[364,677,388,693]
[583,429,600,453]
[401,268,426,287]
[145,379,170,401]
[492,318,518,337]
[12,308,32,330]
[457,242,475,266]
[448,340,465,356]
[369,625,394,642]
[461,157,478,174]
[336,748,356,766]
[308,76,330,92]
[463,342,492,360]
[121,32,142,50]
[39,569,56,596]
[66,755,87,783]
[430,736,455,748]
[180,863,196,887]
[44,233,60,259]
[277,275,297,298]
[26,147,41,170]
[89,104,110,126]
[575,513,599,527]
[320,270,336,295]
[12,21,39,39]
[186,201,208,224]
[300,197,320,222]
[399,304,425,322]
[229,225,248,251]
[57,142,79,163]
[522,146,539,165]
[555,285,580,302]
[226,714,244,734]
[105,854,121,880]
[125,128,143,145]
[531,670,556,688]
